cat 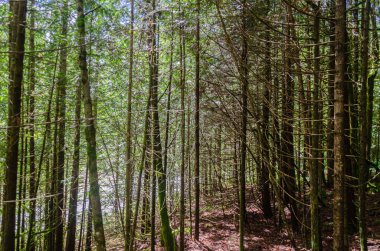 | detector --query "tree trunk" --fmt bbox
[186,95,193,238]
[16,115,25,251]
[85,201,93,251]
[368,1,379,172]
[1,1,27,250]
[78,163,89,251]
[327,0,335,188]
[26,0,37,249]
[77,0,107,250]
[194,0,201,241]
[150,128,156,251]
[141,137,152,236]
[124,1,135,249]
[261,23,273,219]
[282,3,298,233]
[179,6,186,250]
[310,2,321,250]
[358,0,370,250]
[130,72,152,251]
[333,0,348,249]
[65,80,82,251]
[55,1,69,249]
[239,1,248,250]
[148,0,175,249]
